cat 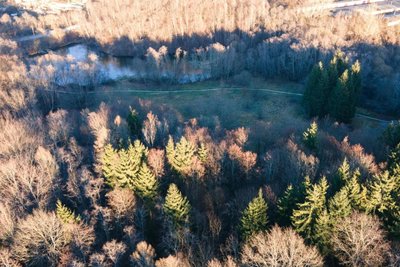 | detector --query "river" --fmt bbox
[29,44,212,86]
